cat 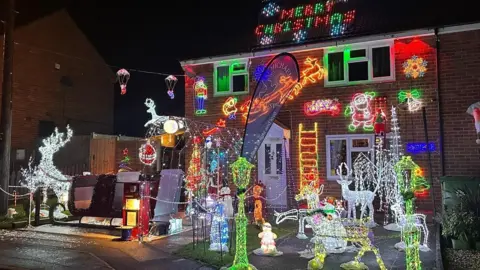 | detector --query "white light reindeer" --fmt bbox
[144,98,168,127]
[391,203,430,252]
[36,126,73,209]
[336,163,375,221]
